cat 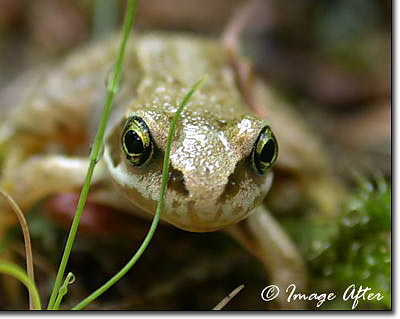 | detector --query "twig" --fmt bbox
[213,284,245,310]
